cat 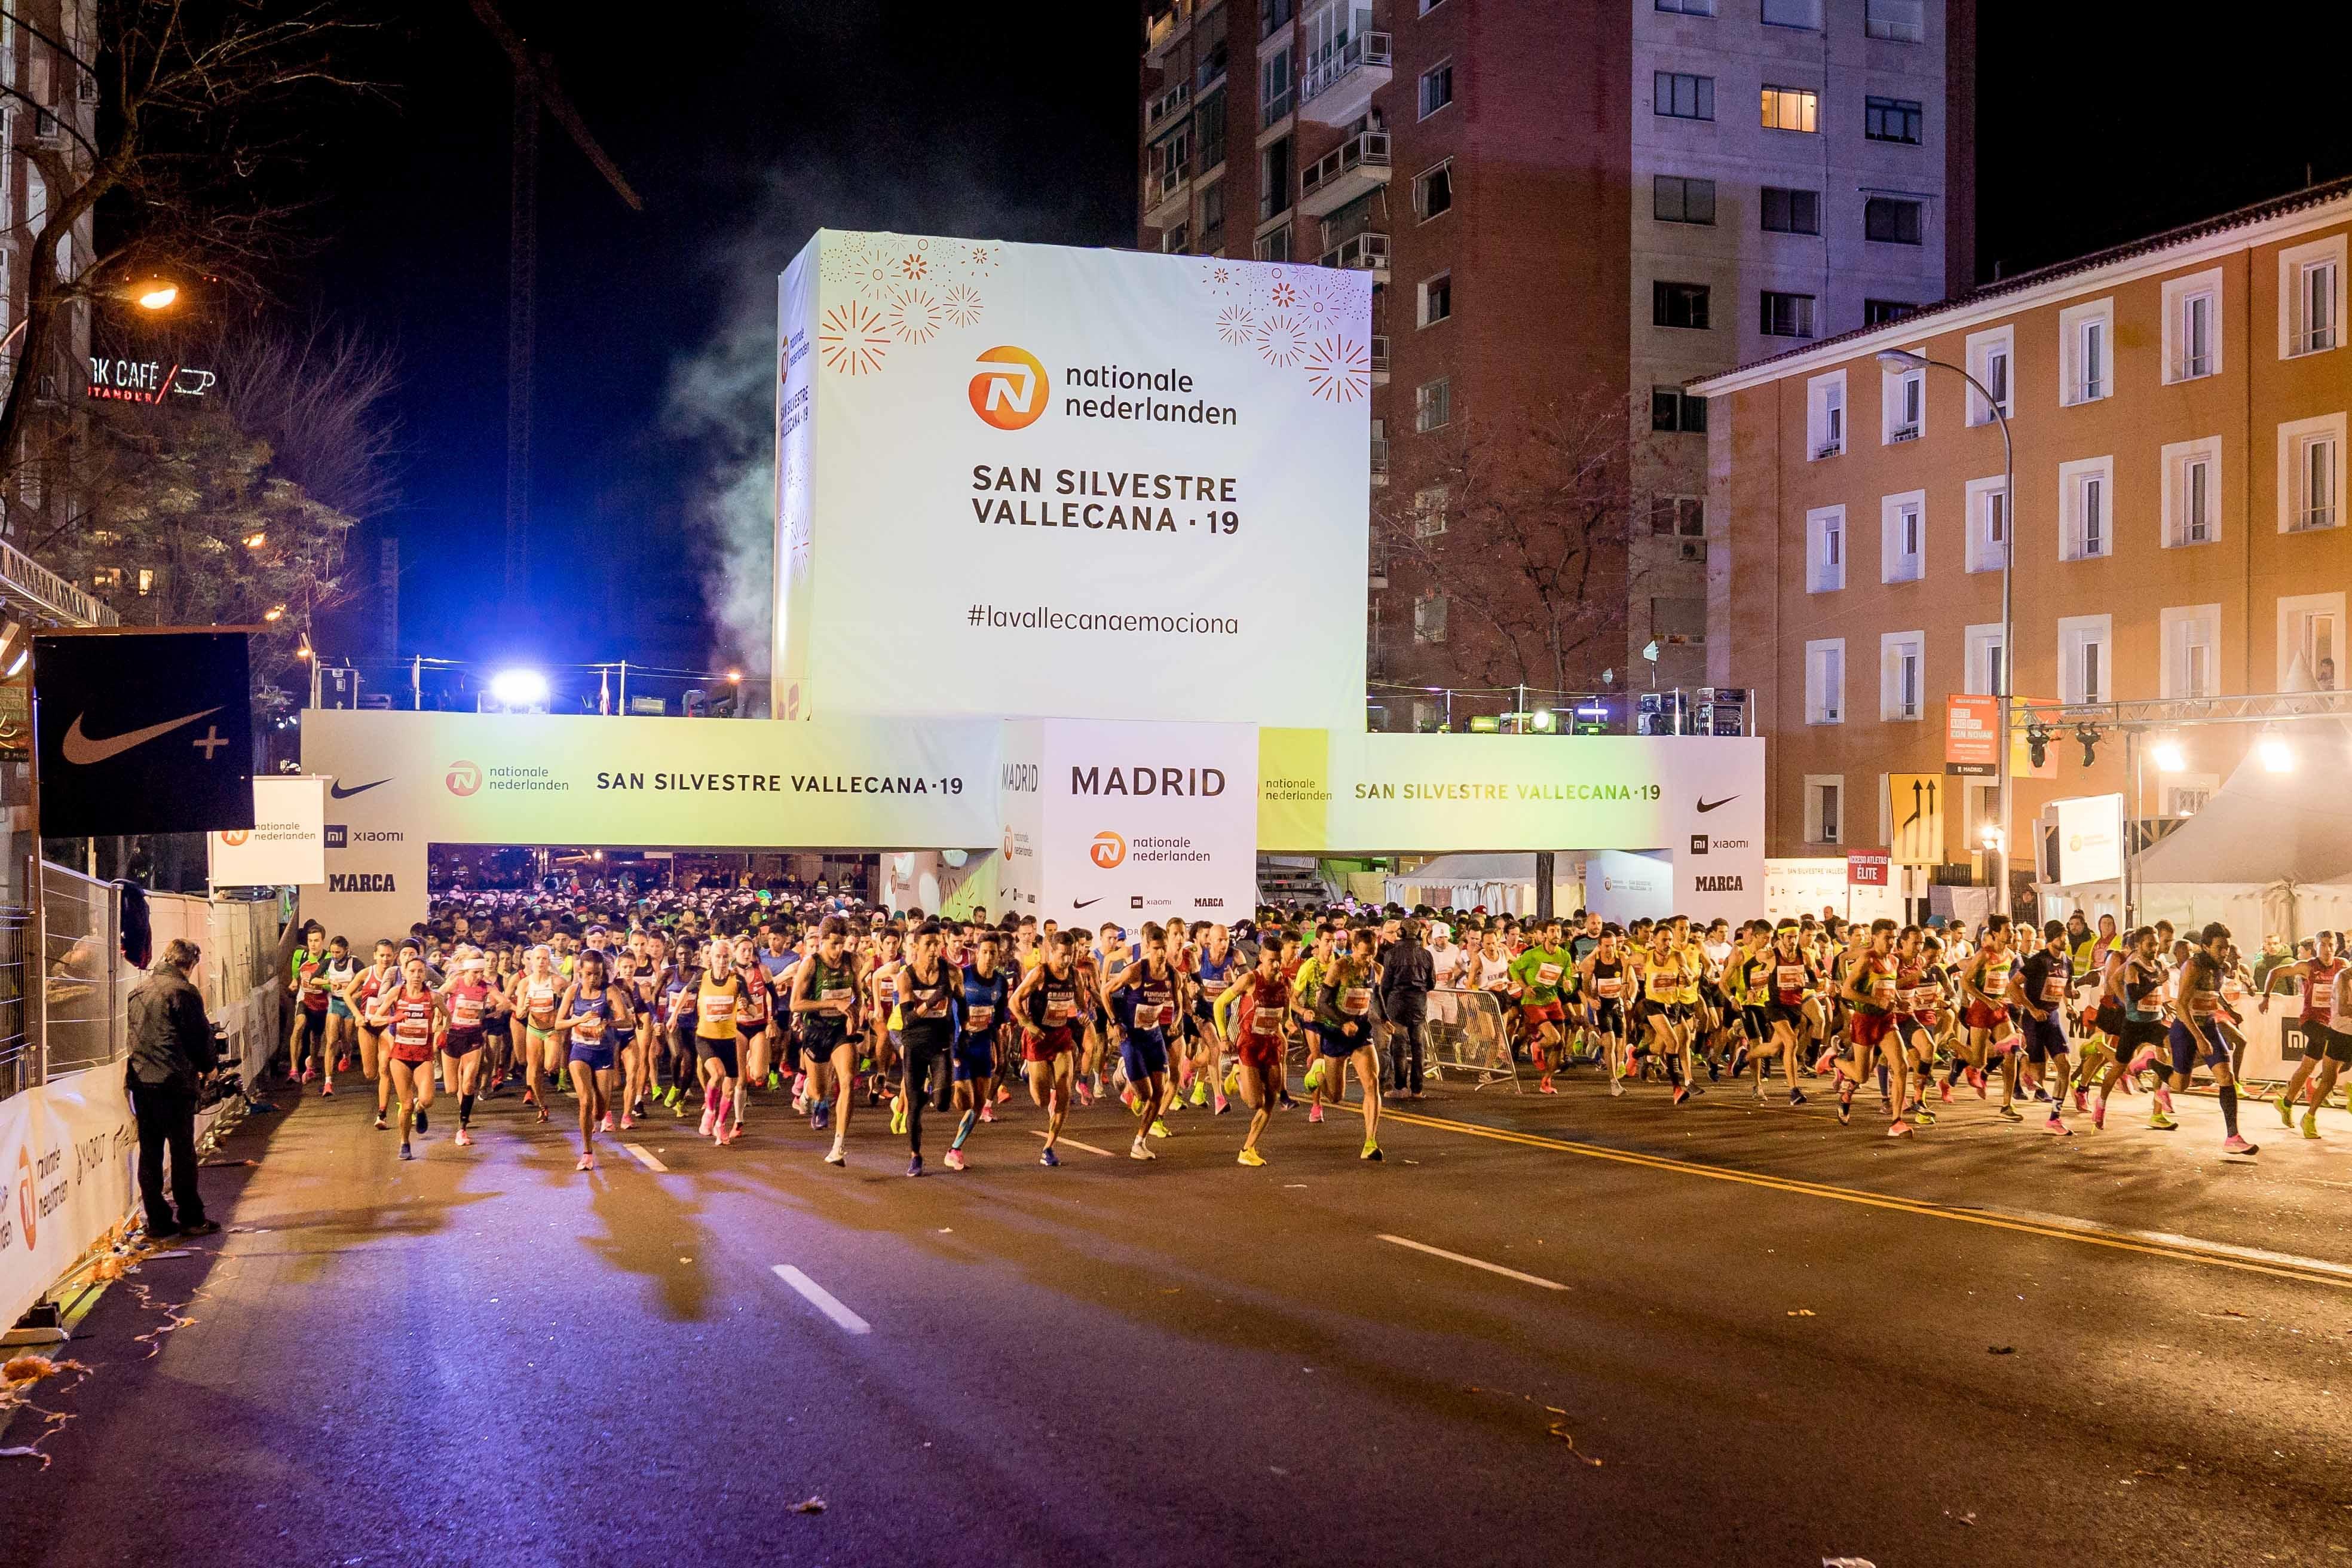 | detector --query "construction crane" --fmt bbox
[467,1,644,611]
